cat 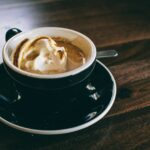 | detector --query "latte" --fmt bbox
[11,36,86,74]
